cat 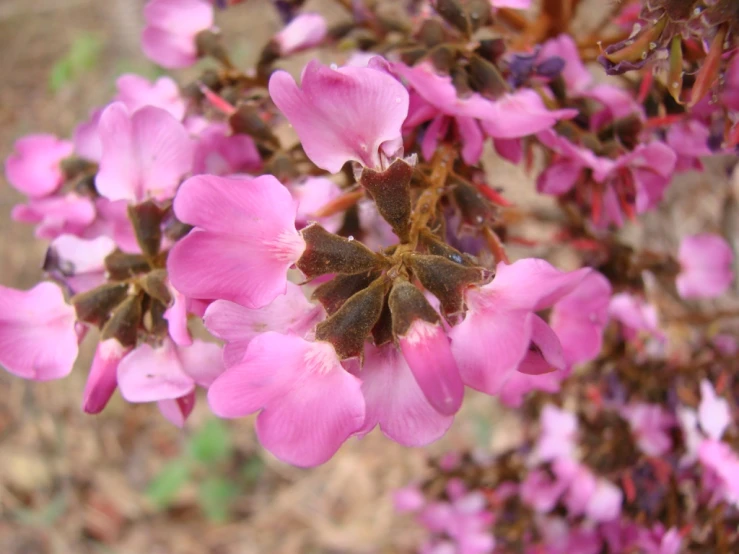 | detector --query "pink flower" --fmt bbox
[0,282,79,380]
[192,122,262,176]
[141,0,214,68]
[666,120,711,172]
[95,102,194,203]
[268,60,409,173]
[394,486,426,512]
[115,74,187,120]
[698,380,730,441]
[83,339,129,414]
[73,109,103,162]
[355,344,454,446]
[12,193,96,240]
[554,459,623,522]
[490,0,531,7]
[168,174,306,309]
[289,177,344,233]
[203,282,323,367]
[207,333,365,466]
[622,403,675,457]
[698,439,739,507]
[531,404,578,464]
[479,90,577,139]
[5,134,74,198]
[450,259,589,395]
[676,234,734,299]
[609,293,664,341]
[274,13,327,55]
[118,338,224,426]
